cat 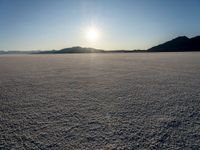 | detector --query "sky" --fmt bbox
[0,0,200,50]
